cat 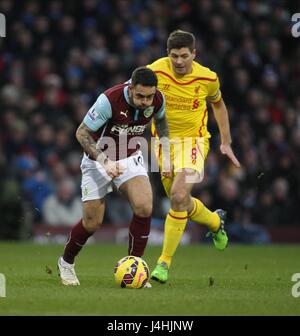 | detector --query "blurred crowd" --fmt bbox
[0,0,299,240]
